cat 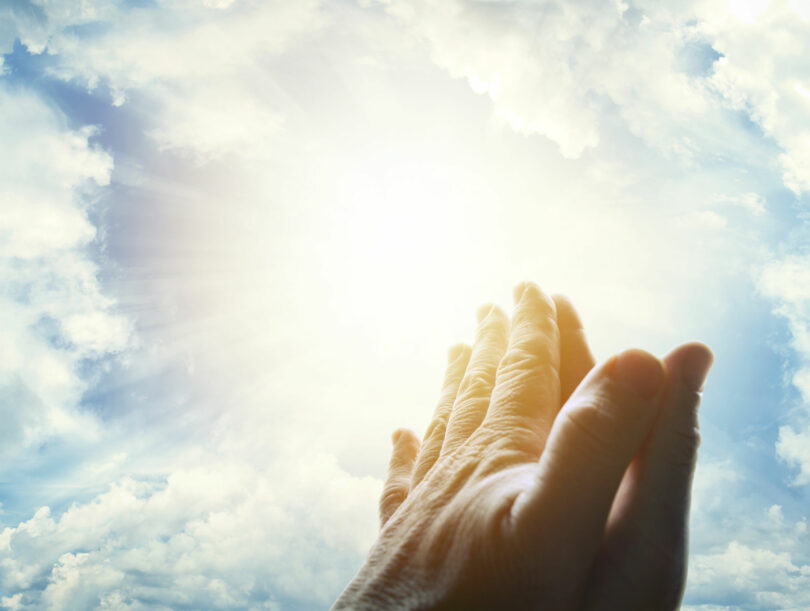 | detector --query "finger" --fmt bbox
[581,342,713,611]
[411,343,472,487]
[379,428,420,527]
[552,294,596,403]
[441,304,509,455]
[482,282,560,455]
[511,349,665,604]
